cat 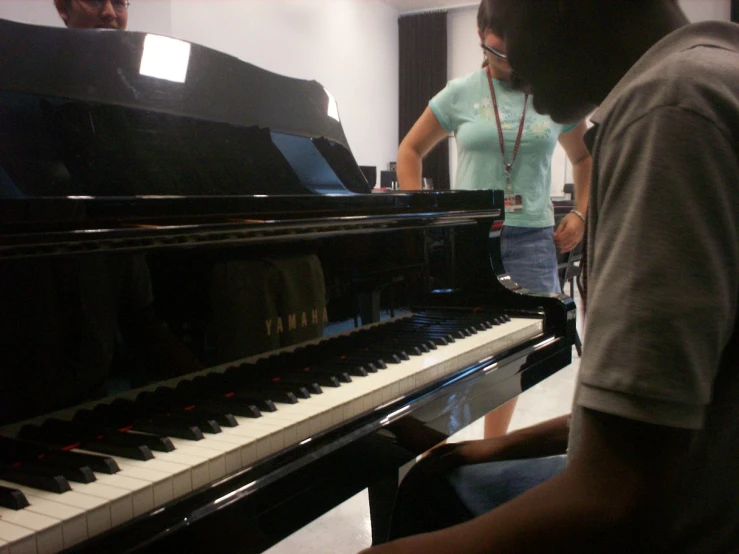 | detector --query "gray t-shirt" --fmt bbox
[568,22,739,552]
